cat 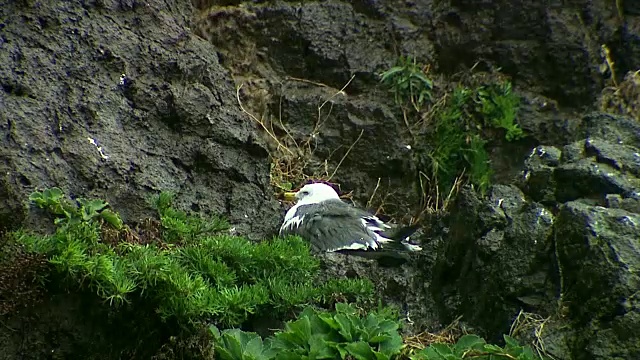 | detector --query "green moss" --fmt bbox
[12,188,375,328]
